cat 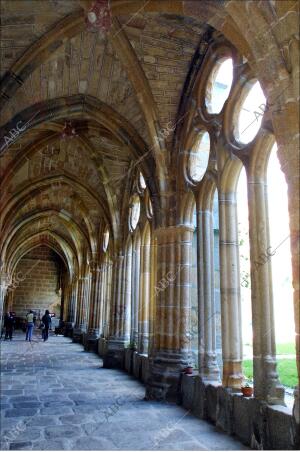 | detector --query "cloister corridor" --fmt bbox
[0,331,247,451]
[1,0,299,450]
